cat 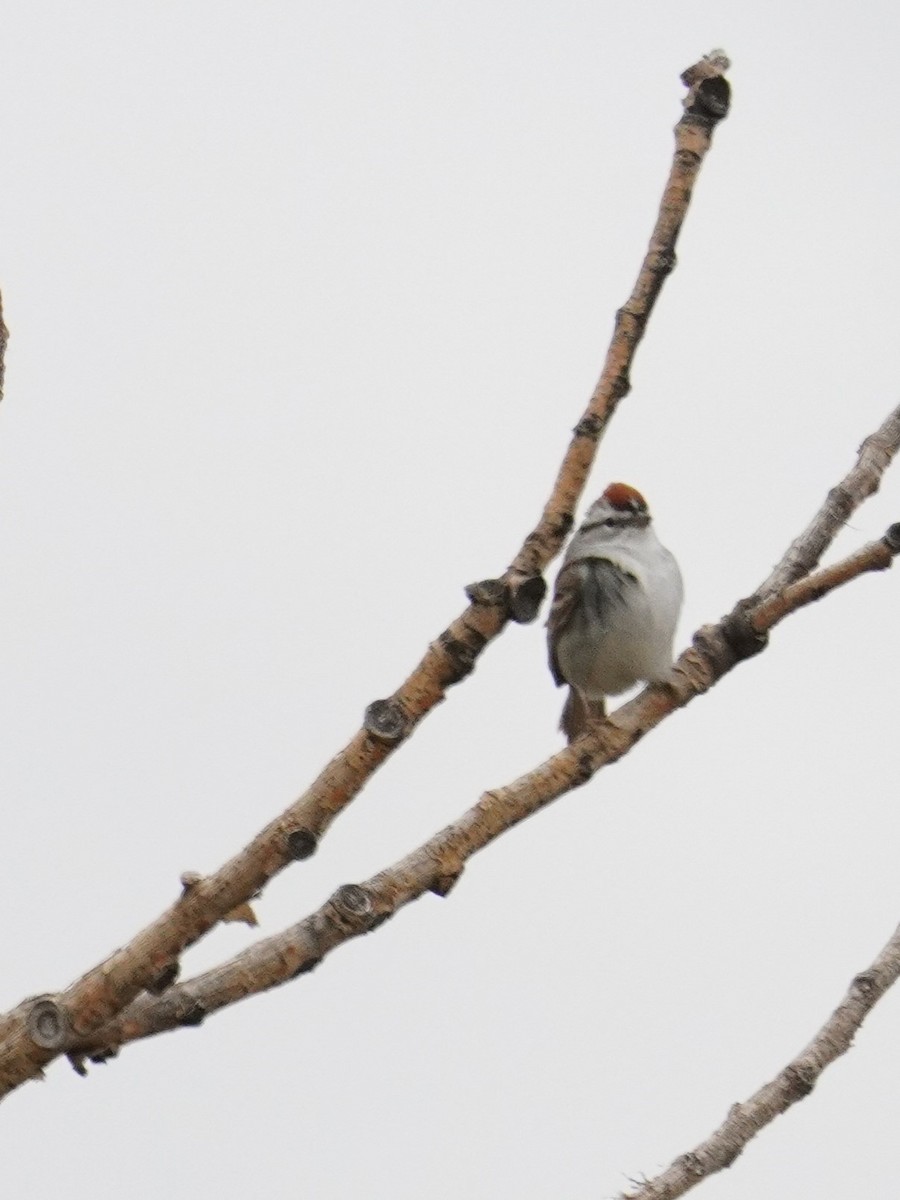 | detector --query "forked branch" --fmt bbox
[59,522,900,1064]
[0,53,730,1098]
